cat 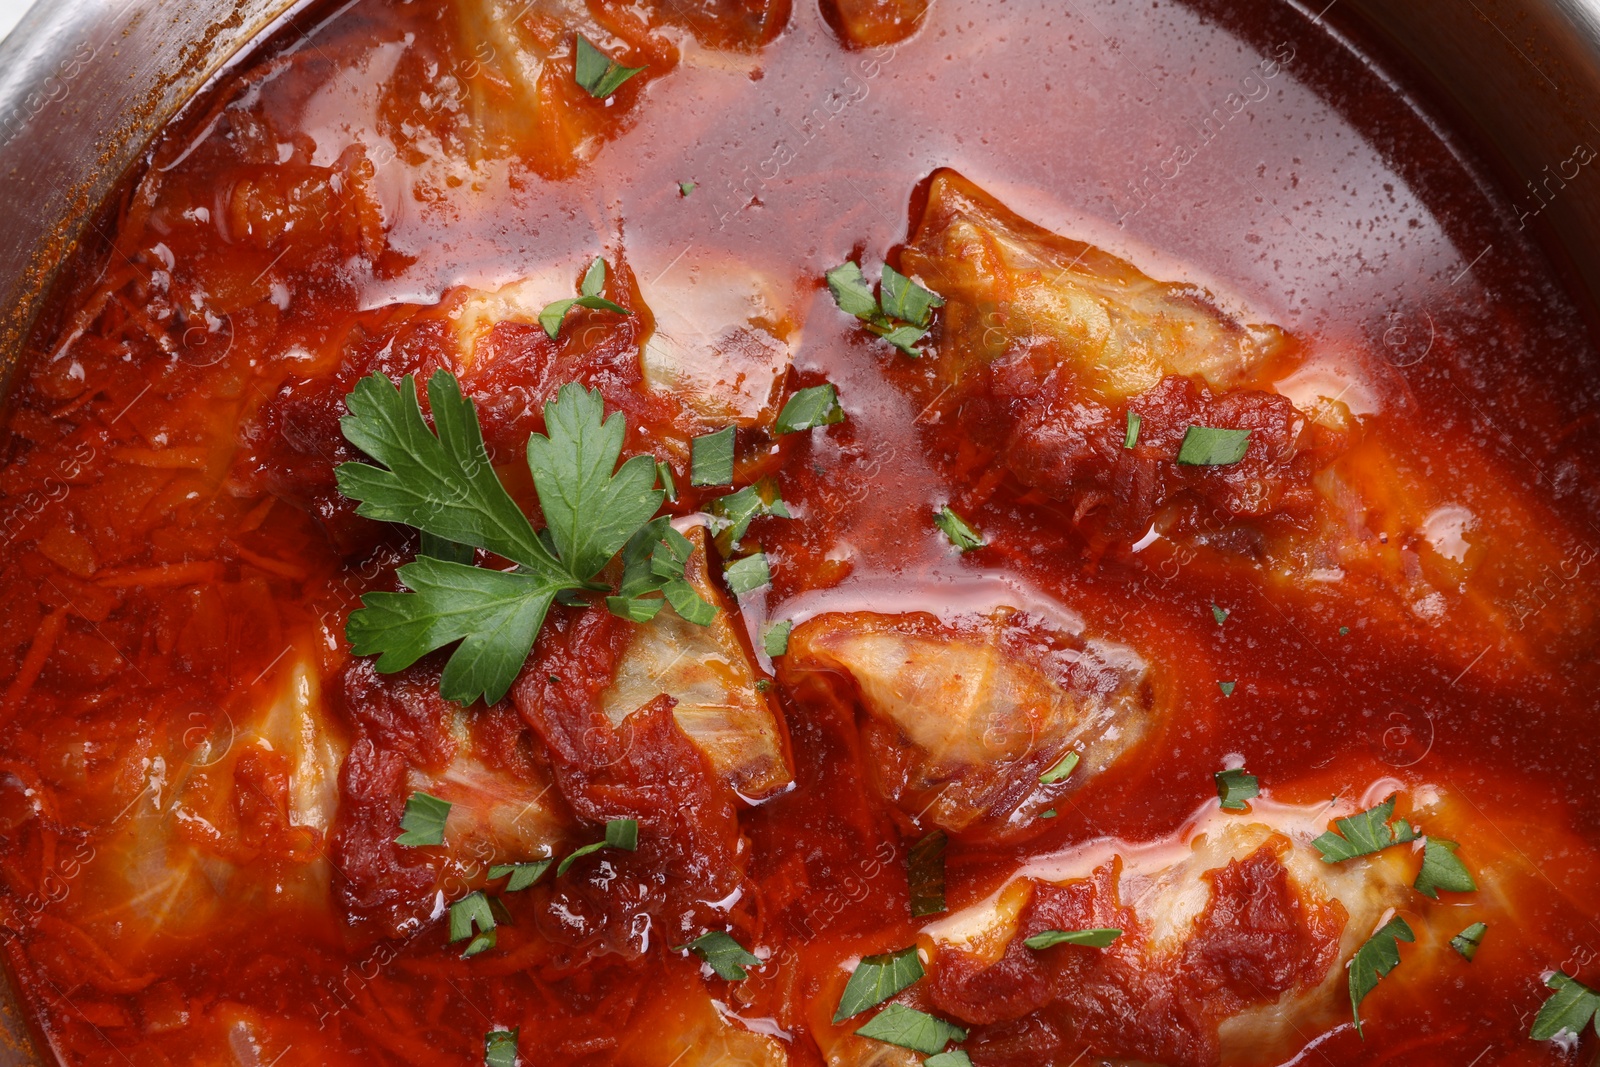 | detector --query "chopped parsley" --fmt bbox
[774,384,845,435]
[449,892,499,958]
[556,818,640,876]
[1039,808,1057,819]
[1211,603,1229,625]
[833,946,924,1022]
[908,830,948,919]
[724,552,771,595]
[538,257,630,339]
[1123,410,1141,449]
[1214,768,1258,810]
[484,1028,518,1067]
[679,180,696,196]
[606,518,716,626]
[708,478,791,553]
[1312,795,1416,863]
[574,34,643,98]
[1449,922,1487,961]
[691,426,736,486]
[826,260,944,357]
[1413,838,1476,899]
[337,373,671,705]
[395,791,451,846]
[763,619,792,657]
[1039,751,1080,785]
[655,460,677,502]
[605,595,665,623]
[683,930,762,980]
[1175,426,1251,466]
[1023,928,1122,950]
[934,506,985,551]
[489,860,552,892]
[1217,680,1236,697]
[925,1054,973,1067]
[1348,915,1413,1035]
[855,1004,966,1054]
[1531,971,1600,1041]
